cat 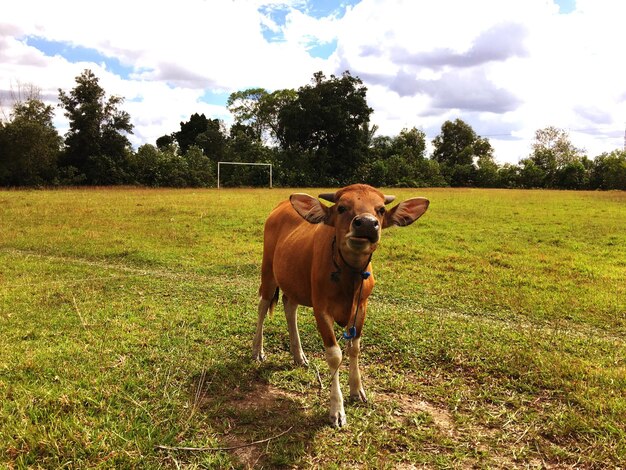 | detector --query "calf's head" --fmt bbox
[290,184,429,257]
